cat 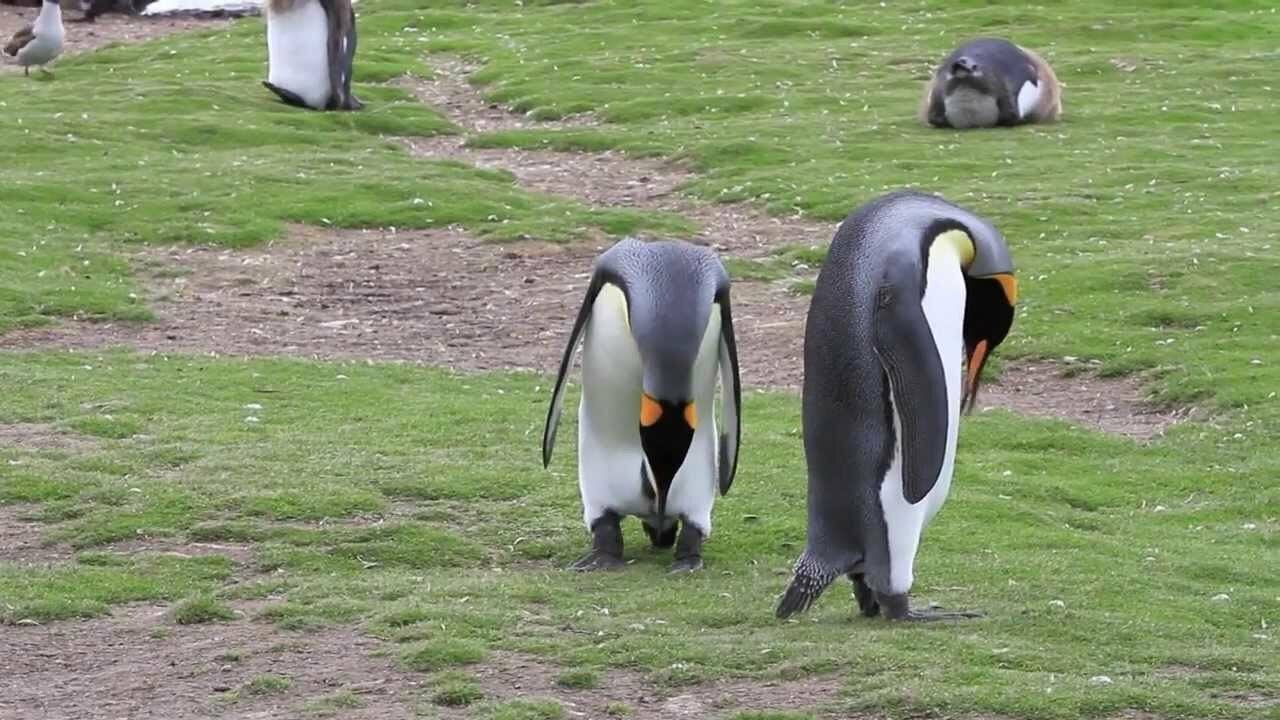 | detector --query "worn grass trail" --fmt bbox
[2,1,1278,719]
